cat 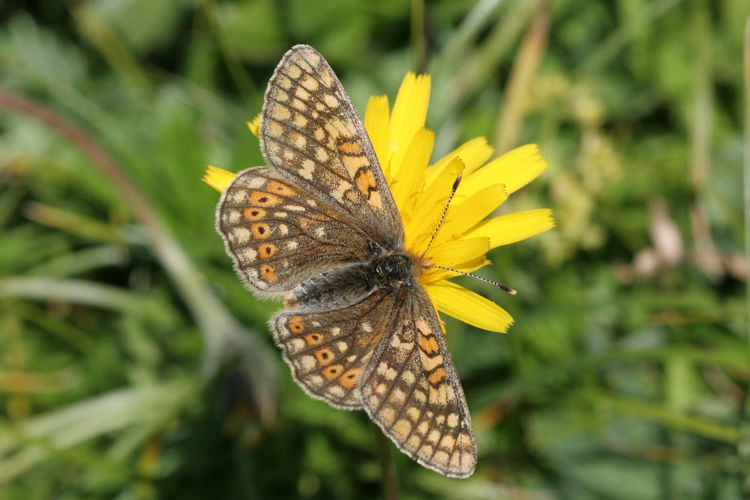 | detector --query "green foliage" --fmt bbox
[0,0,748,498]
